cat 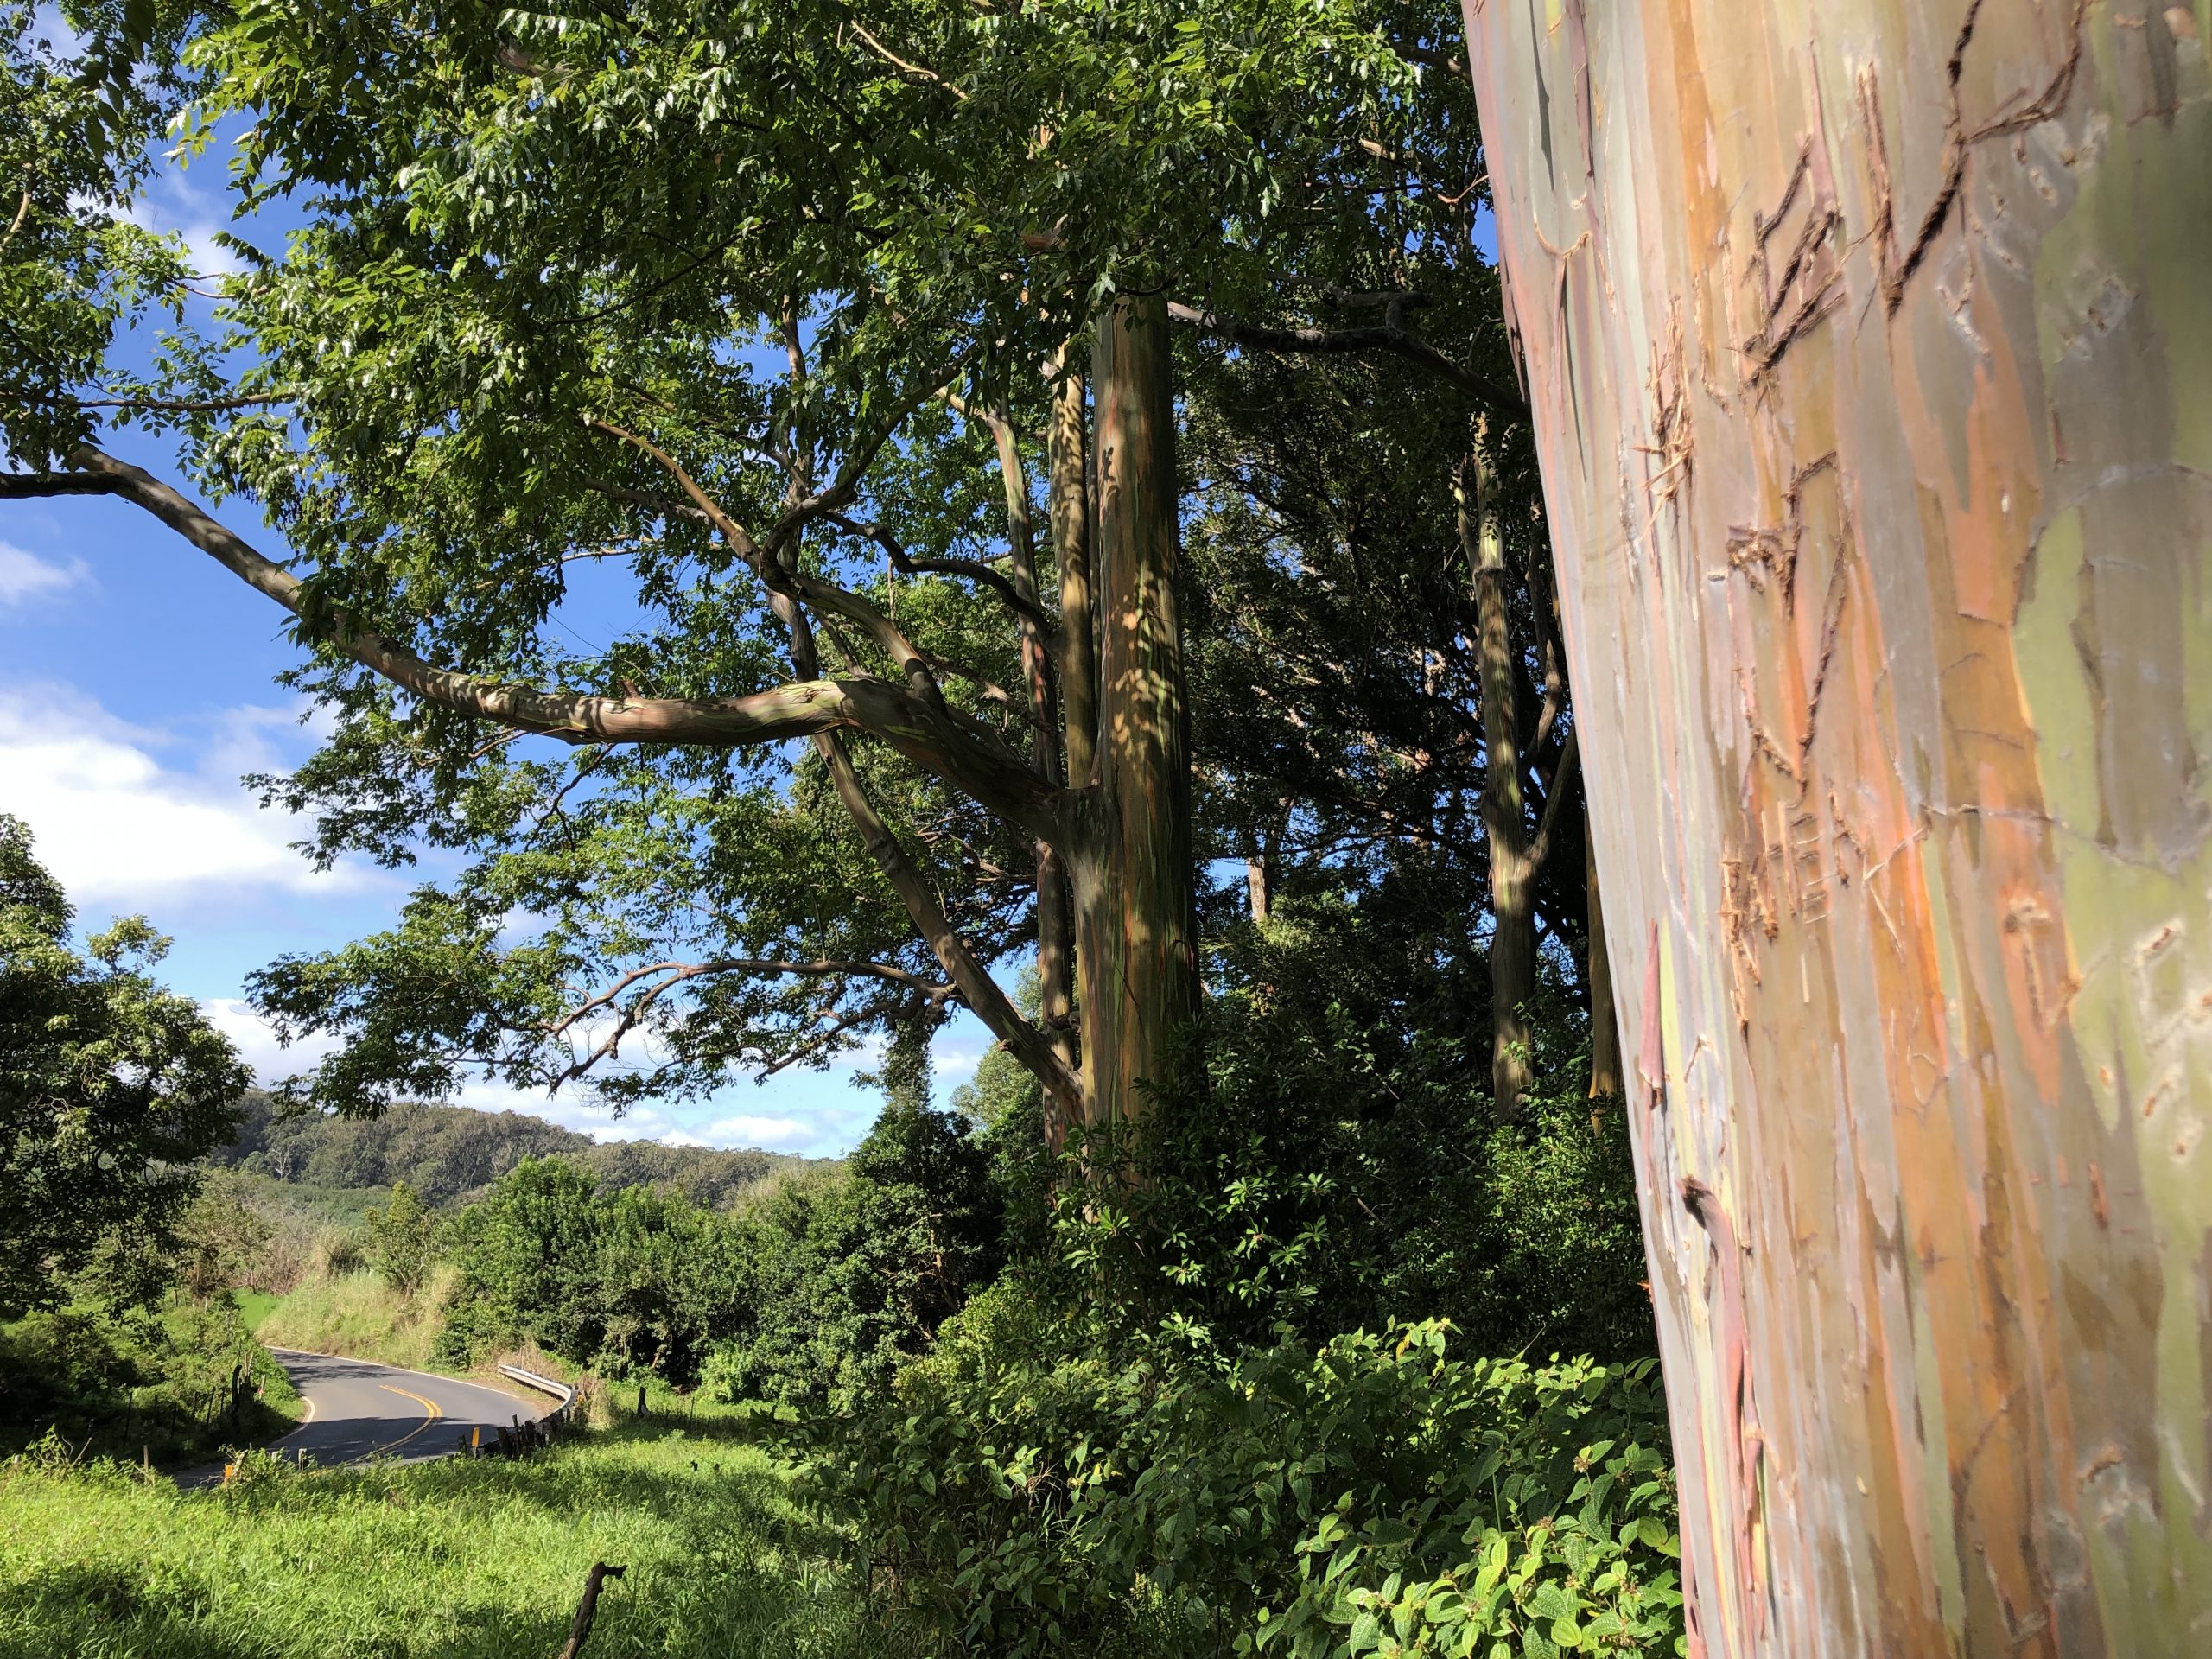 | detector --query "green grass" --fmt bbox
[233,1294,282,1337]
[254,1268,454,1372]
[0,1419,886,1659]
